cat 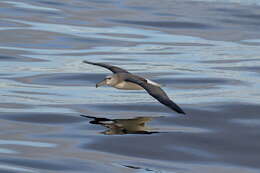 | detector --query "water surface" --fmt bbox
[0,0,260,173]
